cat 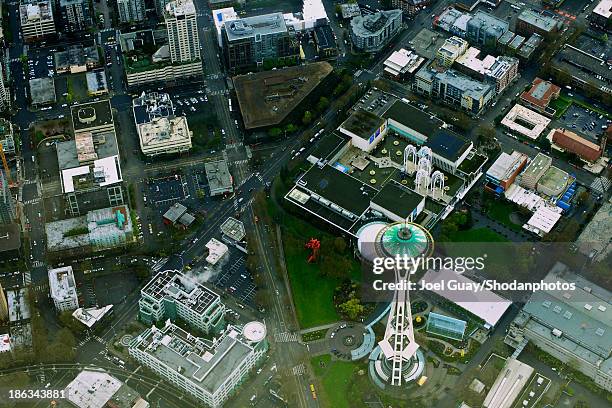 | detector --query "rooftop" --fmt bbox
[482,358,534,408]
[164,0,196,17]
[425,129,471,162]
[224,12,287,41]
[351,9,402,37]
[7,288,31,322]
[383,48,425,76]
[29,77,56,105]
[521,77,560,109]
[371,182,425,220]
[204,160,232,194]
[522,262,612,359]
[593,0,612,18]
[142,270,221,315]
[65,370,145,408]
[70,100,114,132]
[138,116,191,150]
[298,165,376,216]
[0,224,20,253]
[517,9,561,33]
[20,0,53,24]
[48,266,78,303]
[86,70,108,94]
[72,305,114,328]
[428,68,493,101]
[501,104,551,140]
[486,151,528,181]
[163,203,188,223]
[219,217,245,242]
[131,322,260,393]
[340,109,386,141]
[314,25,335,50]
[383,100,443,137]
